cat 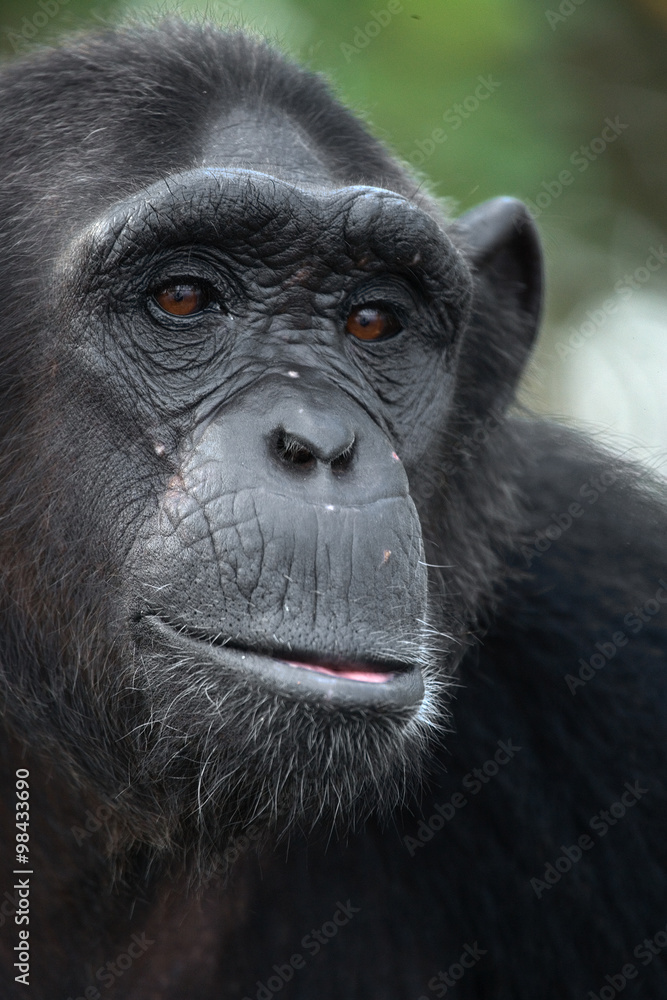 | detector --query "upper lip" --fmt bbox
[137,610,408,673]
